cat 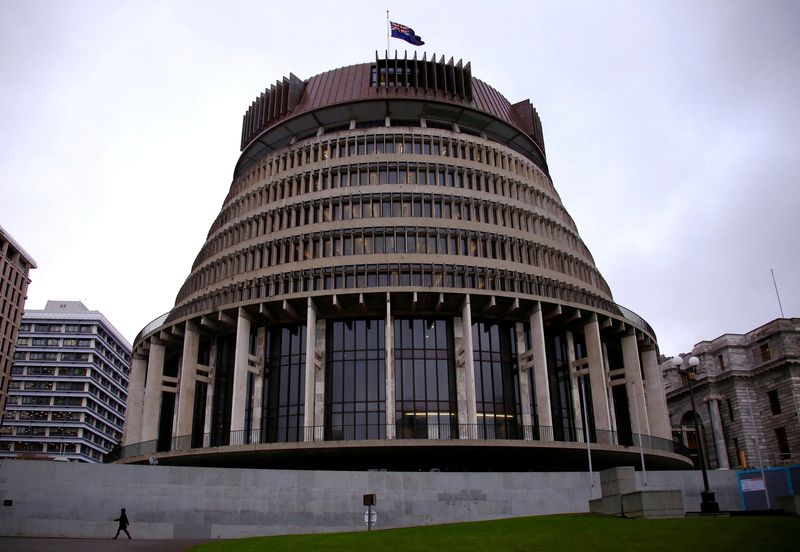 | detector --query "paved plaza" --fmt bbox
[0,537,213,551]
